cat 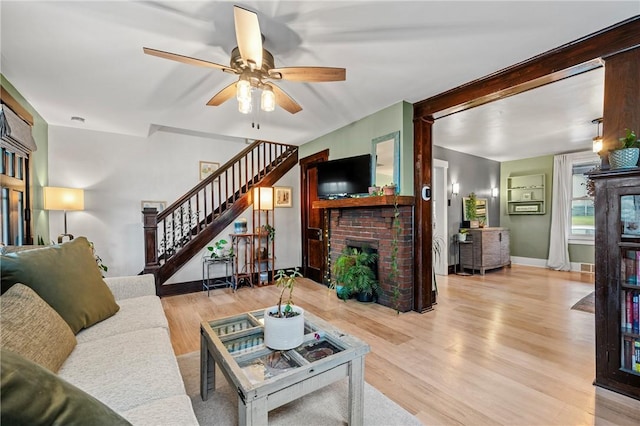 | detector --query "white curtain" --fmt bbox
[547,154,571,271]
